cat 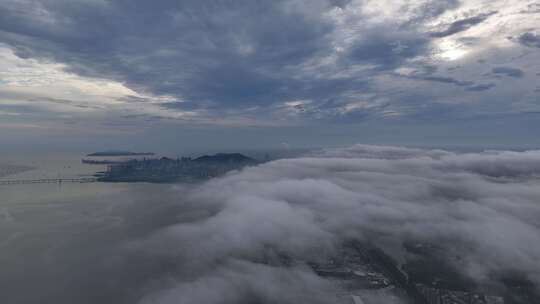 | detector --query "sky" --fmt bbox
[0,0,539,152]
